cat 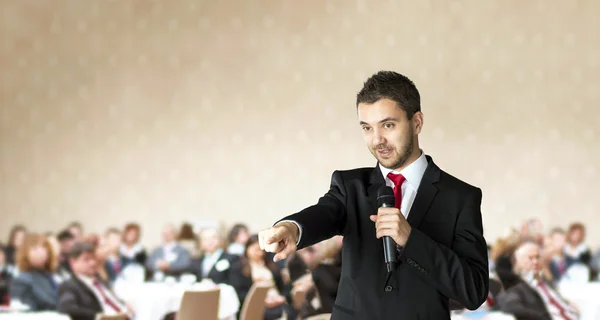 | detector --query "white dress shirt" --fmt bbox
[77,275,127,315]
[530,278,578,320]
[288,151,428,244]
[378,151,428,218]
